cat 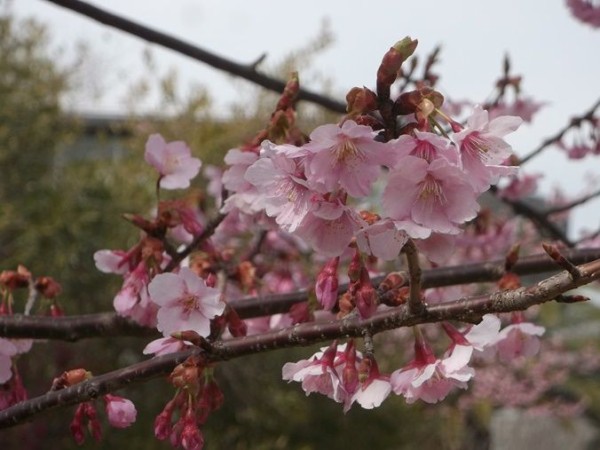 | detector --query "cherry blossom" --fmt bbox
[0,338,18,384]
[566,0,600,28]
[494,320,546,362]
[221,148,264,214]
[144,134,202,190]
[104,394,137,428]
[489,98,546,123]
[383,155,479,235]
[441,314,502,363]
[499,173,542,201]
[282,342,346,402]
[93,249,130,275]
[148,267,225,337]
[355,219,409,261]
[451,105,522,192]
[303,120,396,197]
[244,142,313,232]
[295,199,361,257]
[143,337,191,356]
[113,263,158,327]
[390,130,458,164]
[346,359,391,412]
[390,332,474,404]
